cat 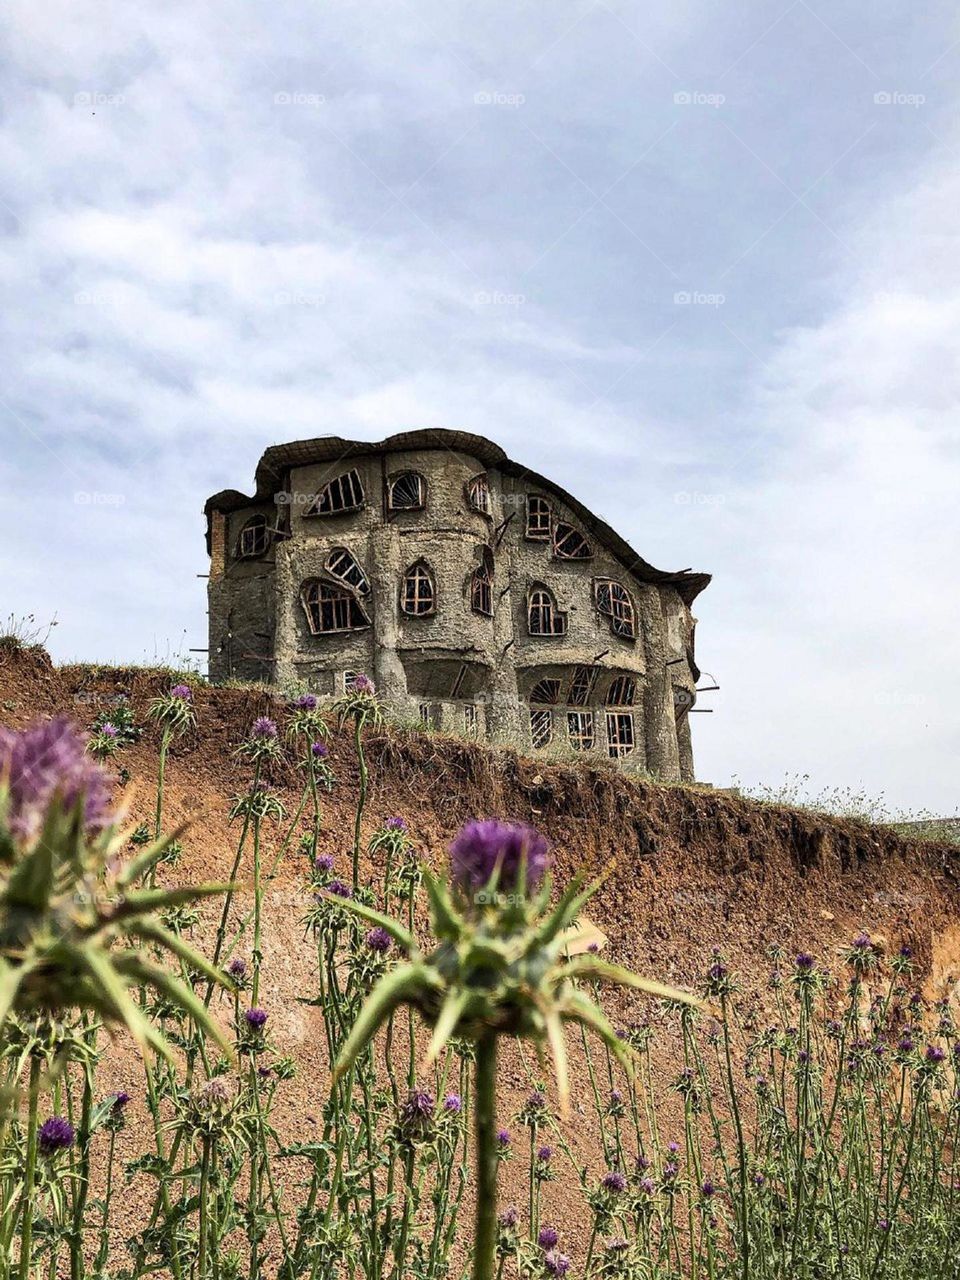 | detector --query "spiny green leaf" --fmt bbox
[421,867,461,940]
[557,957,703,1009]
